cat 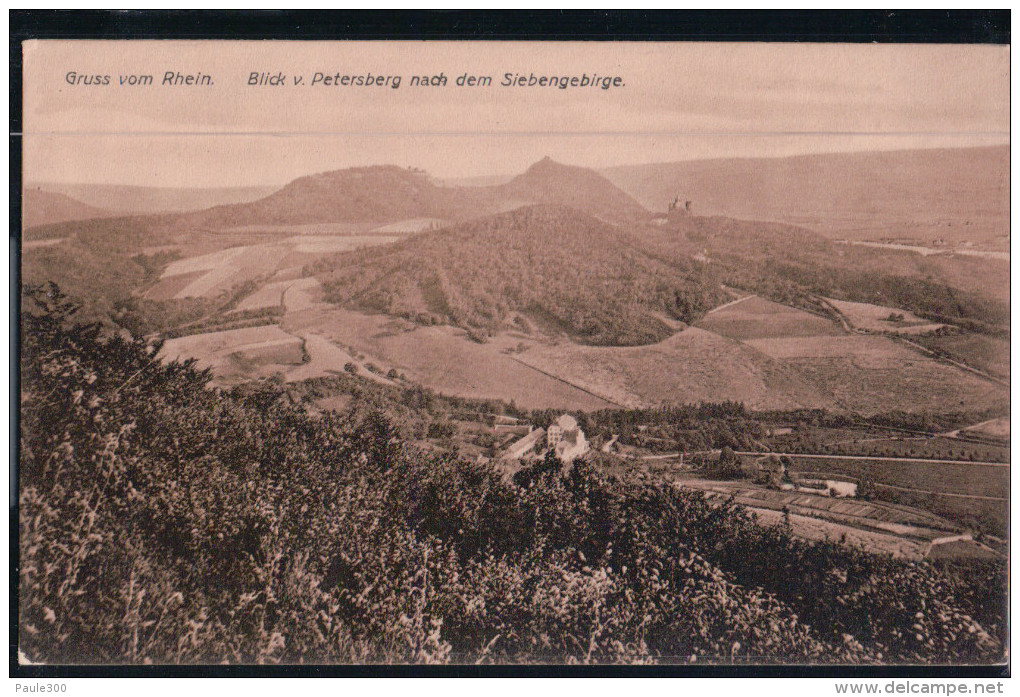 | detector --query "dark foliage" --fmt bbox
[19,285,1004,664]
